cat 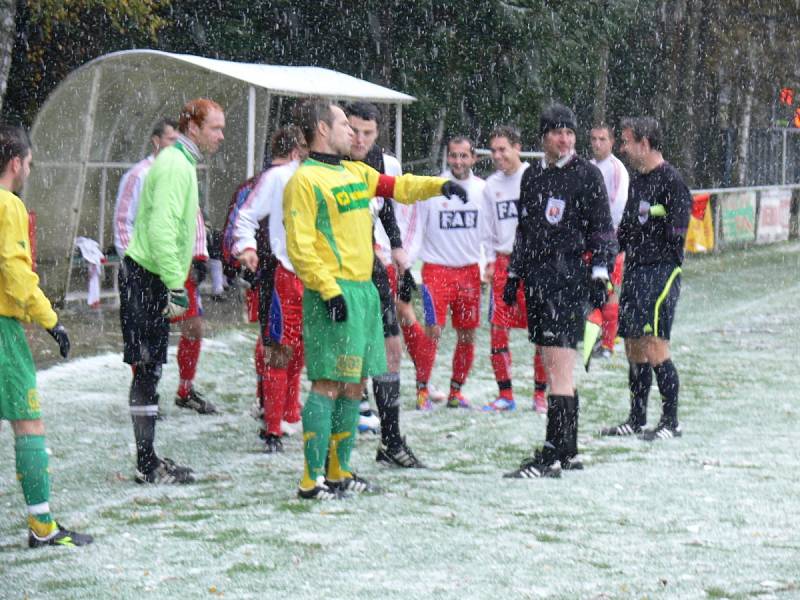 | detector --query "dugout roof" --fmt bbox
[23,49,415,302]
